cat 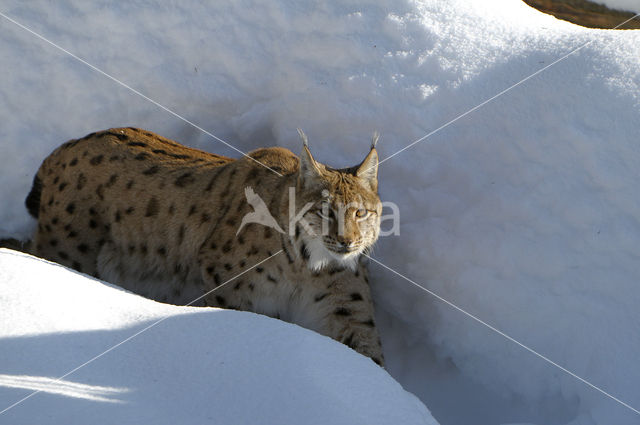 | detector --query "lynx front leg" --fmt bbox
[293,271,385,367]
